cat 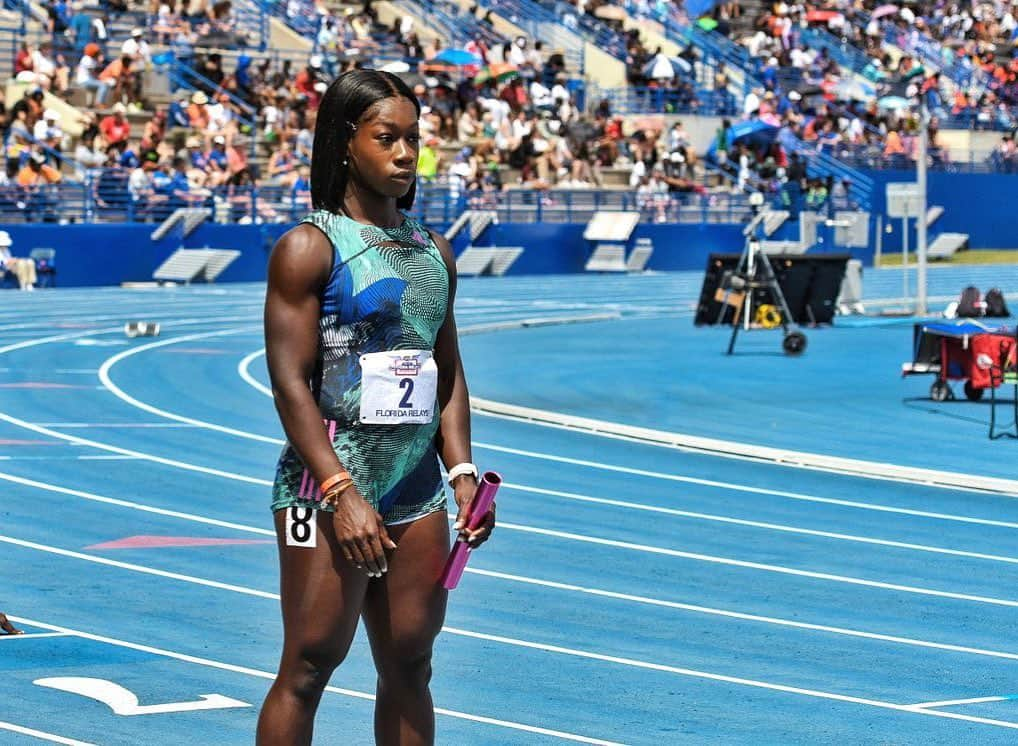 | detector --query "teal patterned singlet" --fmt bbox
[270,209,451,524]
